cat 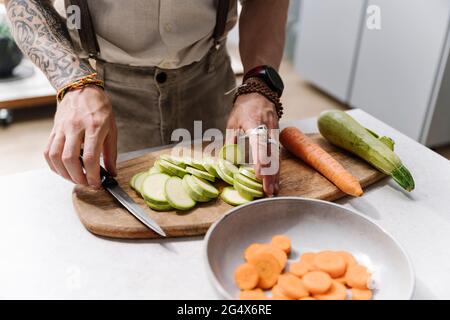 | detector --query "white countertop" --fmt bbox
[0,109,449,300]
